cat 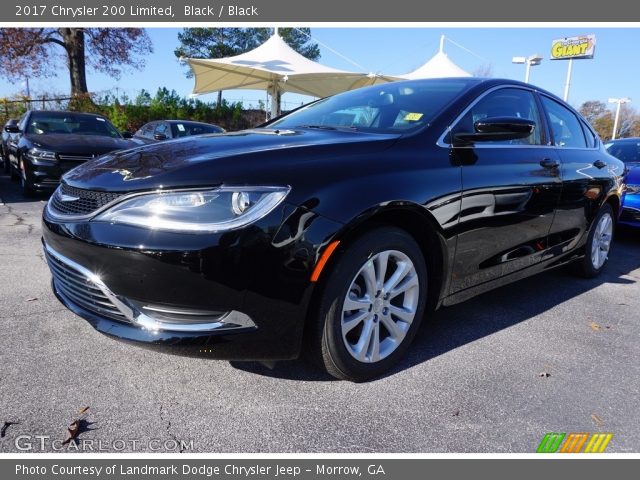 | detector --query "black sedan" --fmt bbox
[42,78,625,381]
[131,120,224,145]
[7,110,135,195]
